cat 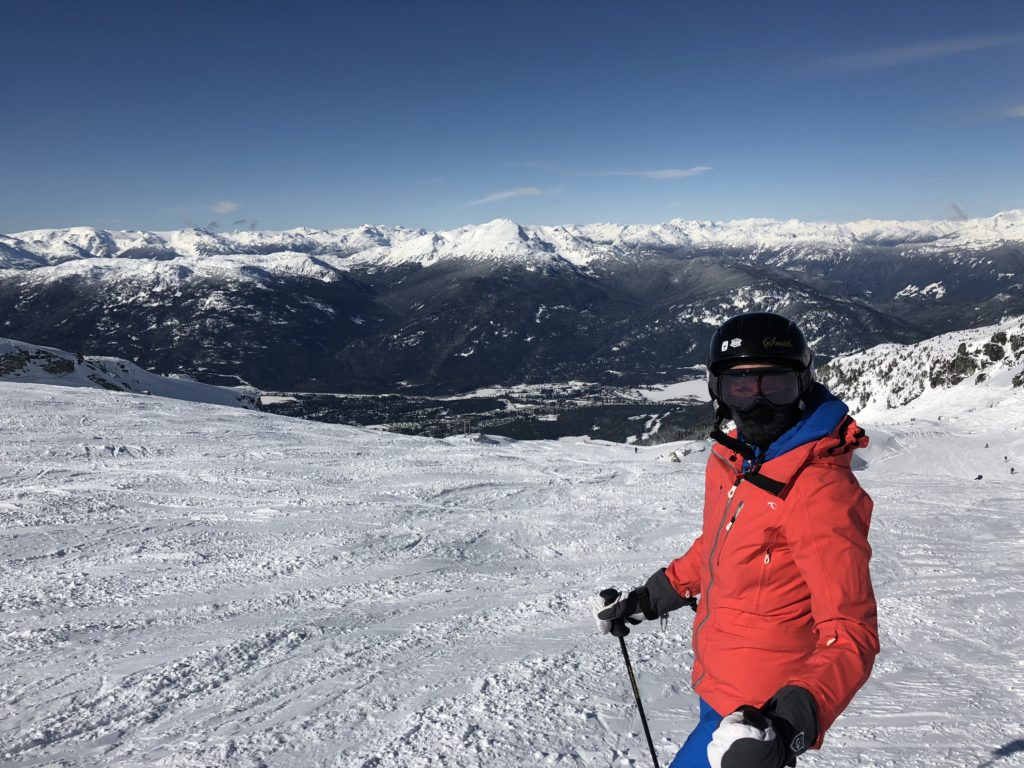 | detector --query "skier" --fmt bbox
[597,312,878,768]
